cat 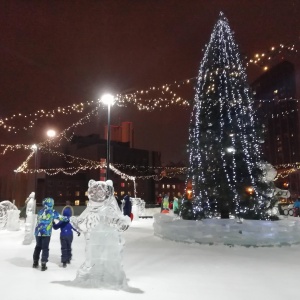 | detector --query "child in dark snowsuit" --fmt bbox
[53,206,80,267]
[33,197,68,271]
